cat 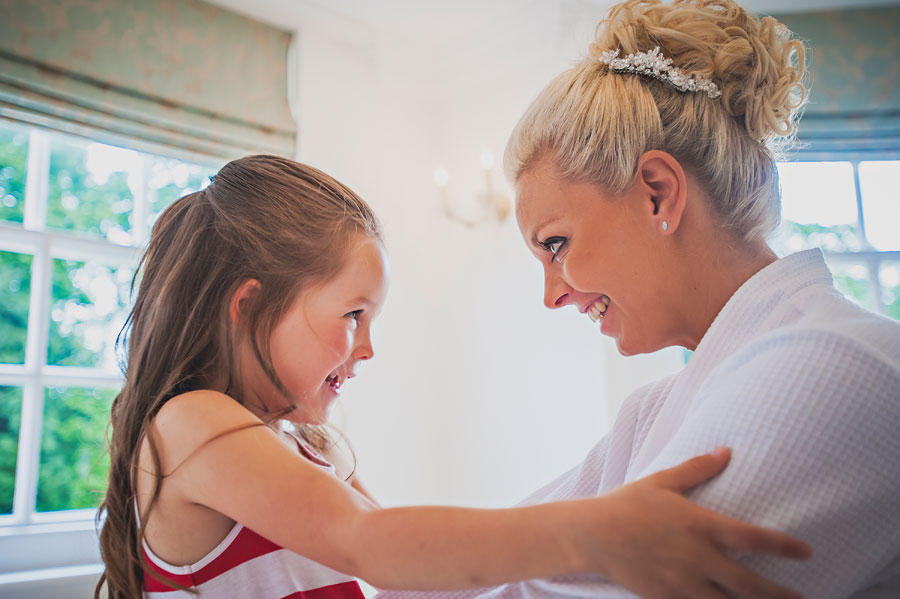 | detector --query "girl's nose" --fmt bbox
[356,344,374,361]
[354,331,374,361]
